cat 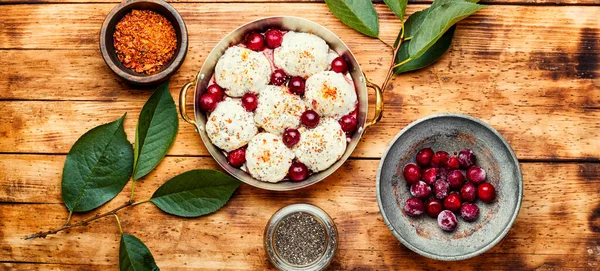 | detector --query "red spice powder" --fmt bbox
[113,9,177,74]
